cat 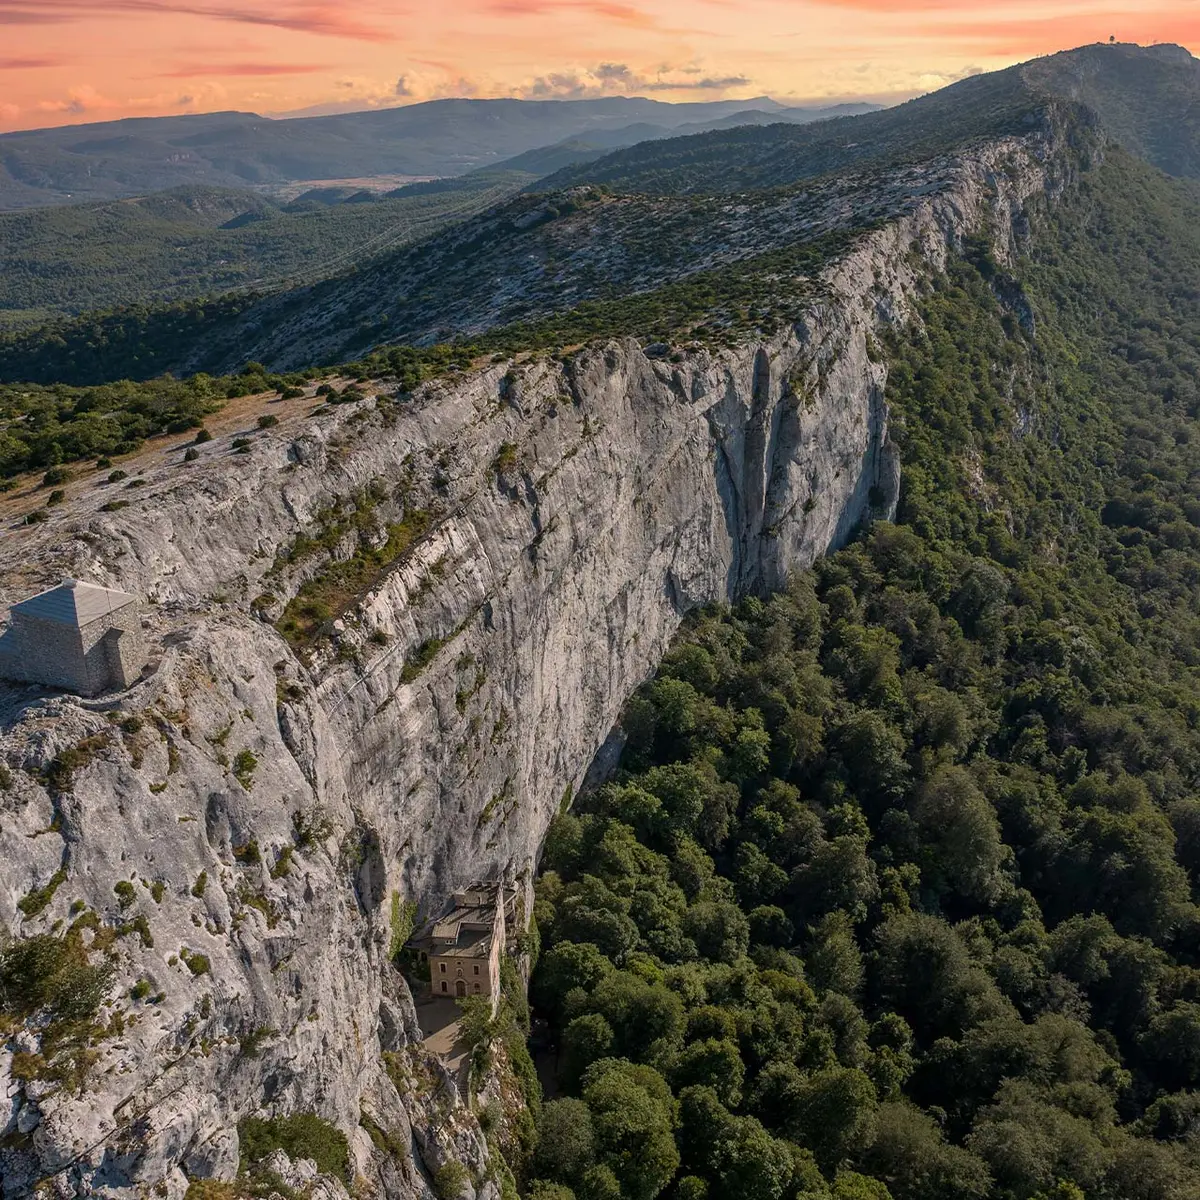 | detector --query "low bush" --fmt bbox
[239,1114,350,1180]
